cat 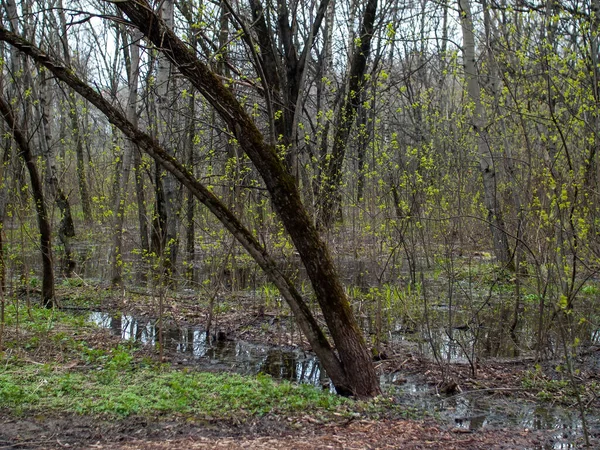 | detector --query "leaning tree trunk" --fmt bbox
[0,20,381,397]
[0,94,55,307]
[0,26,365,395]
[458,0,513,269]
[114,0,380,398]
